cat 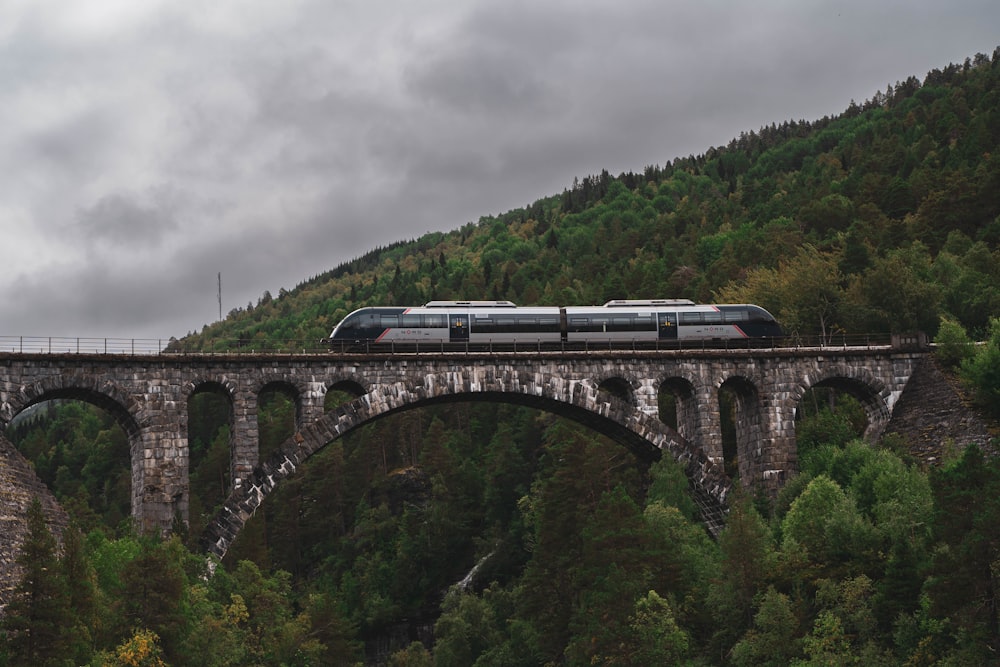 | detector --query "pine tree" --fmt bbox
[1,497,71,666]
[60,523,98,662]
